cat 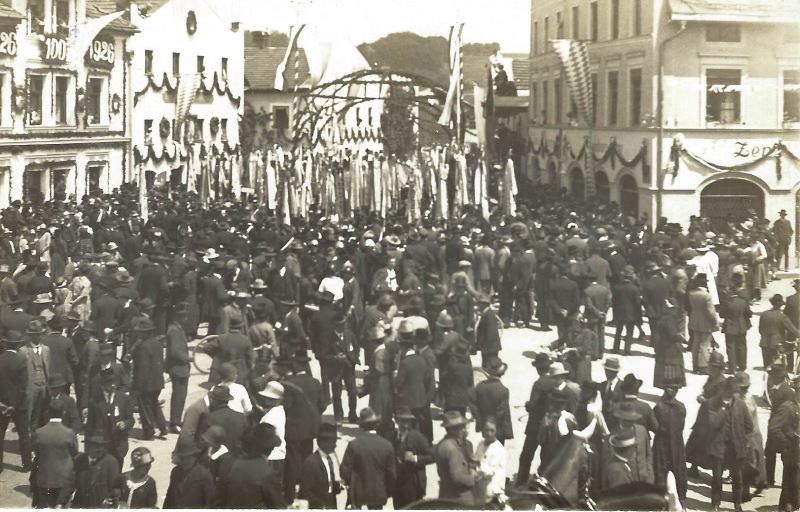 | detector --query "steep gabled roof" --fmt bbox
[86,0,137,33]
[245,45,310,91]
